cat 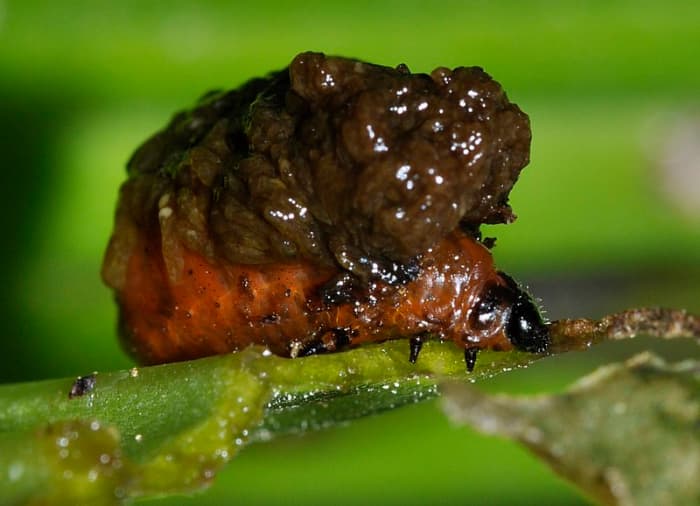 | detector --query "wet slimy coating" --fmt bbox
[102,52,548,368]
